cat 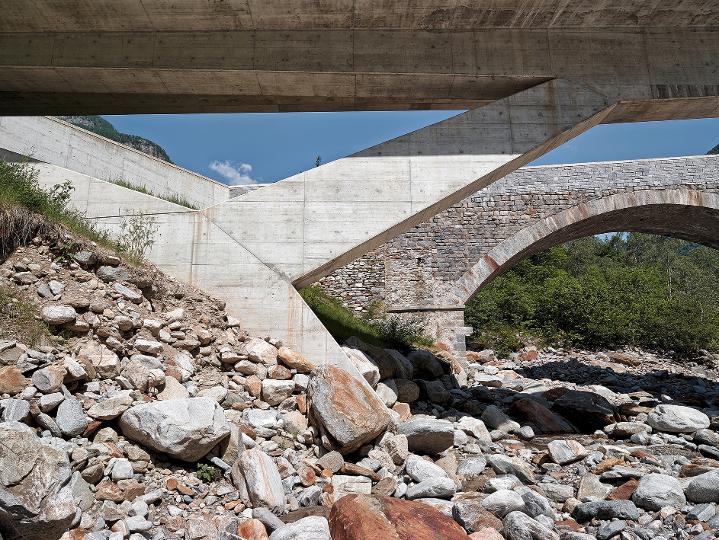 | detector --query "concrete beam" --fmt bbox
[2,21,719,113]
